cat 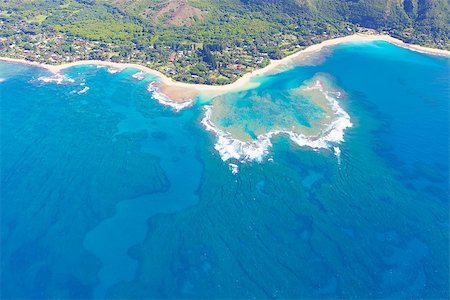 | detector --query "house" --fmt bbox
[168,52,176,62]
